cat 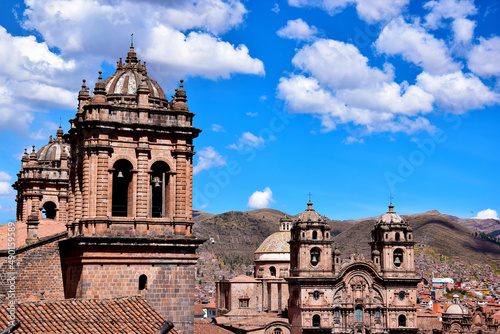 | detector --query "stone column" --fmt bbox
[82,149,90,218]
[135,143,150,218]
[96,149,110,217]
[267,282,272,312]
[278,282,282,313]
